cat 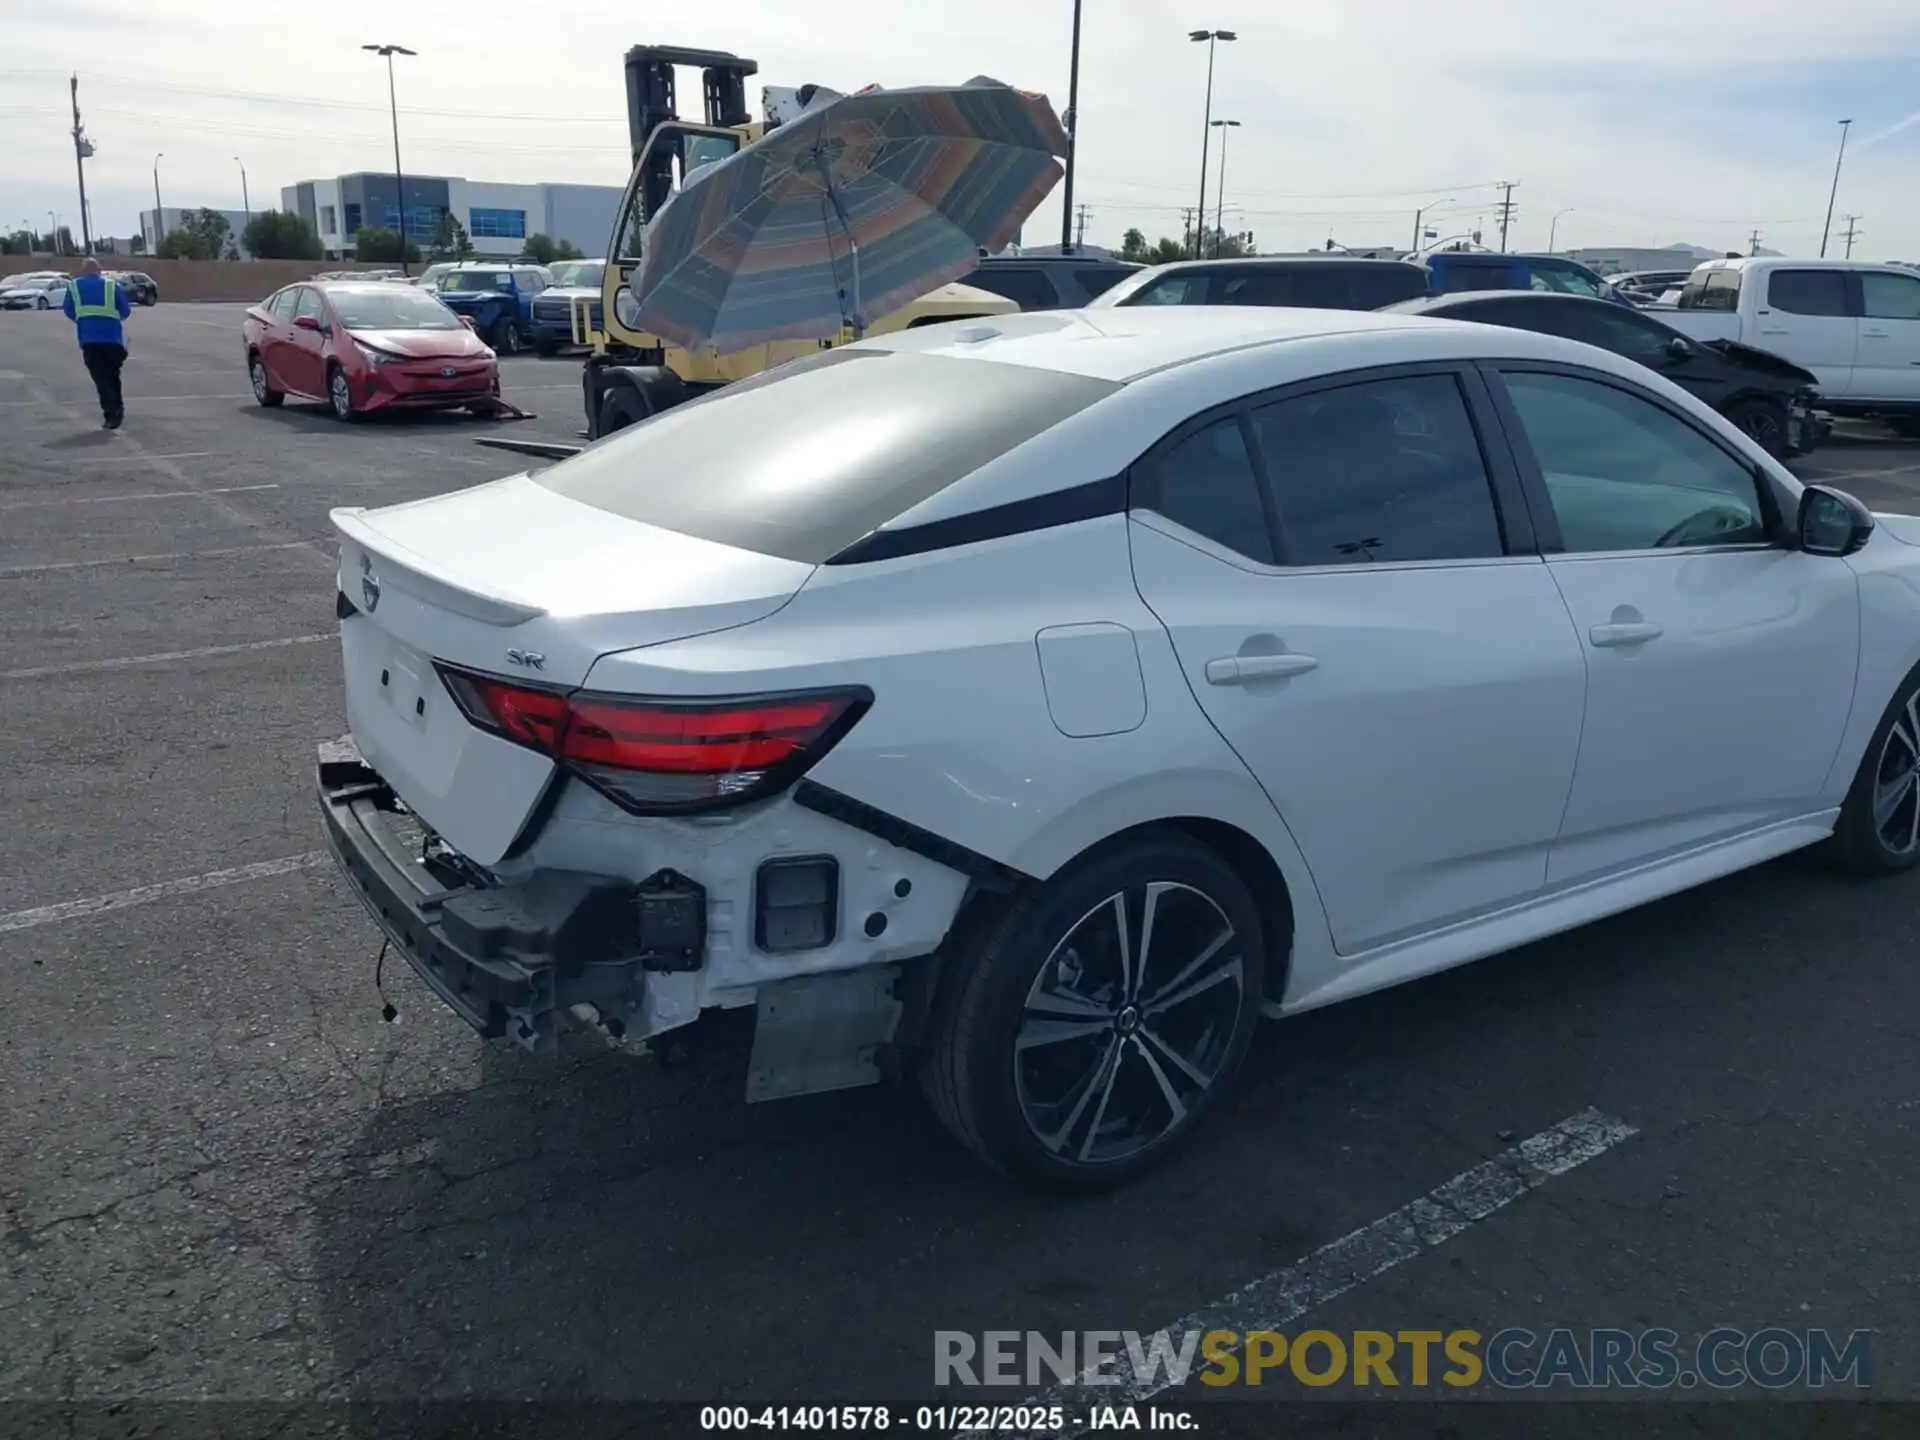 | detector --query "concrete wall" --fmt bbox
[0,256,402,302]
